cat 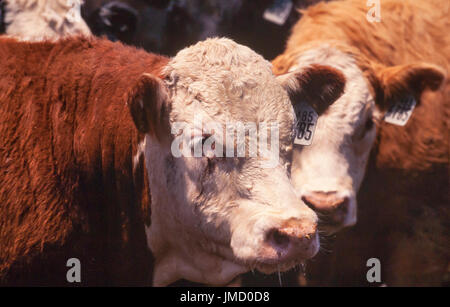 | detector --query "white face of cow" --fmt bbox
[287,46,376,233]
[284,45,445,234]
[127,39,346,286]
